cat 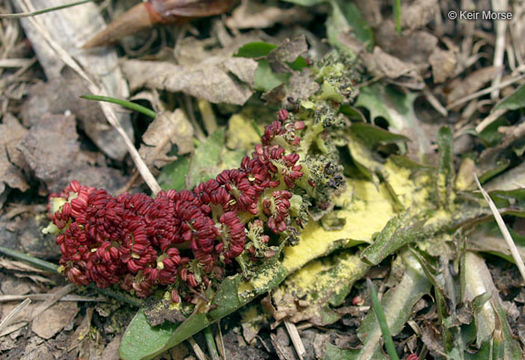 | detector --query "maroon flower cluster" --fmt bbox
[48,113,309,302]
